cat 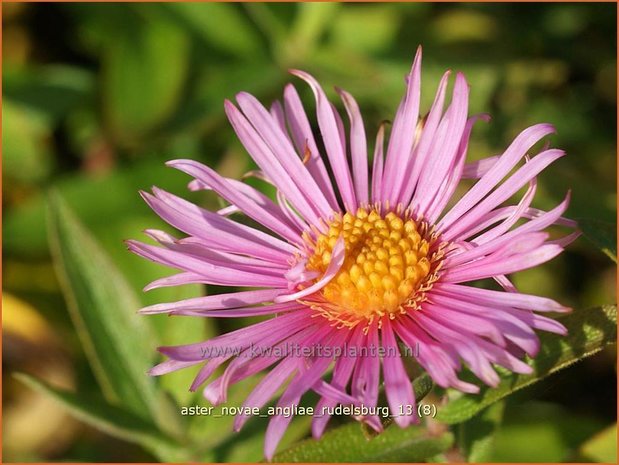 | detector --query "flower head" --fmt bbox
[128,47,578,459]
